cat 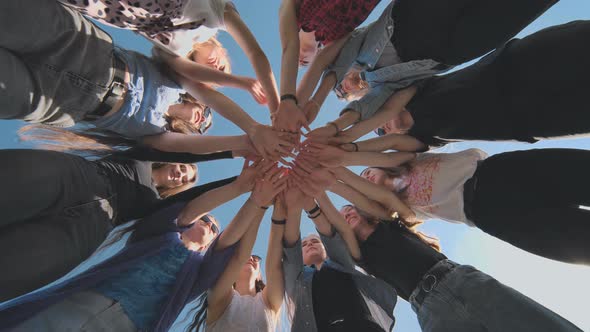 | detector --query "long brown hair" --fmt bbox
[18,100,204,157]
[361,165,411,199]
[345,204,441,252]
[152,162,198,198]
